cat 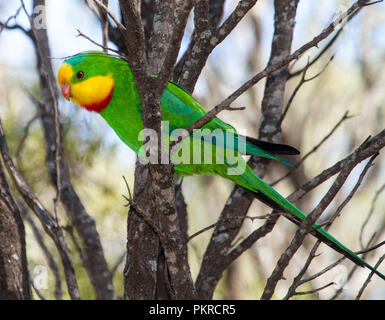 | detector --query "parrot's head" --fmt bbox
[58,51,116,112]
